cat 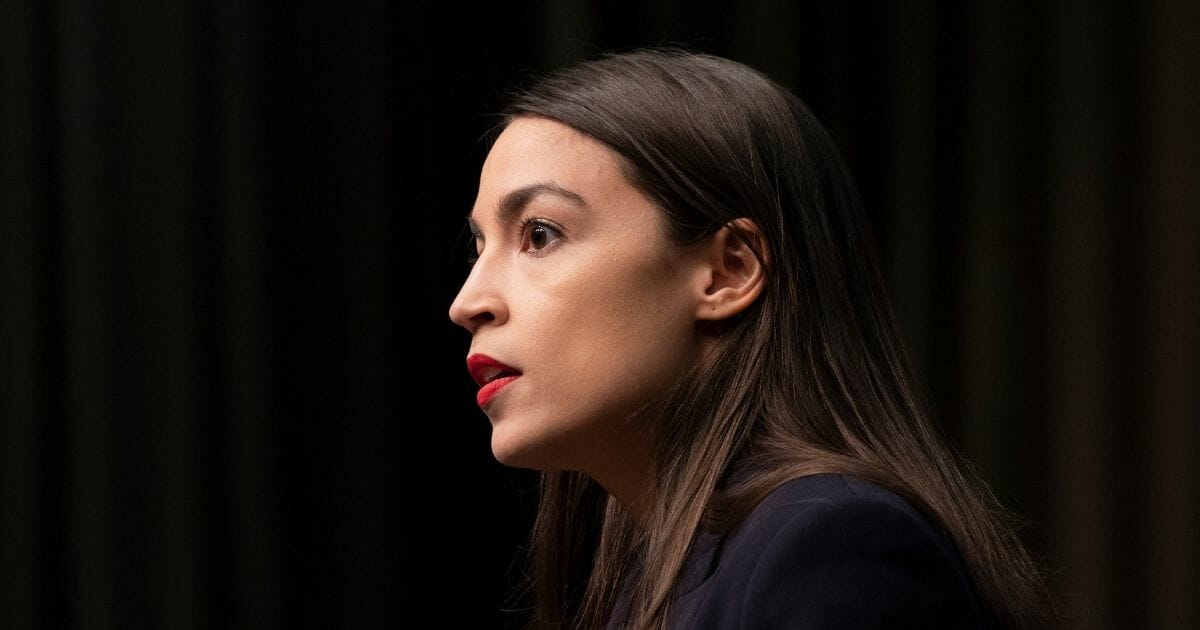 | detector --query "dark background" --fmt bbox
[2,1,1197,628]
